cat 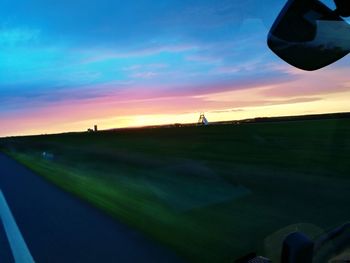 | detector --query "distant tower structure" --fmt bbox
[94,125,98,132]
[198,113,209,125]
